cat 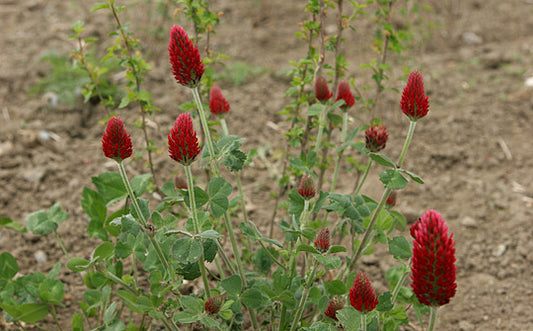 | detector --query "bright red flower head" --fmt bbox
[365,123,389,152]
[298,174,316,200]
[168,25,205,88]
[335,80,355,111]
[168,113,201,166]
[209,86,230,116]
[401,71,429,121]
[315,76,332,103]
[349,272,378,314]
[410,210,457,307]
[324,296,344,321]
[205,295,226,315]
[102,116,132,161]
[314,228,330,253]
